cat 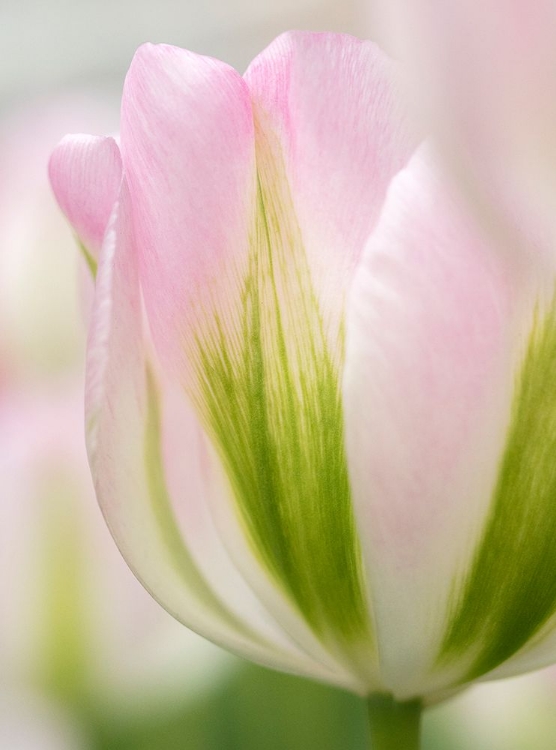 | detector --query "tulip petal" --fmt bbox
[120,42,256,378]
[440,286,556,681]
[244,31,416,328]
[119,40,386,676]
[48,135,122,269]
[476,615,556,684]
[344,146,529,698]
[86,178,363,691]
